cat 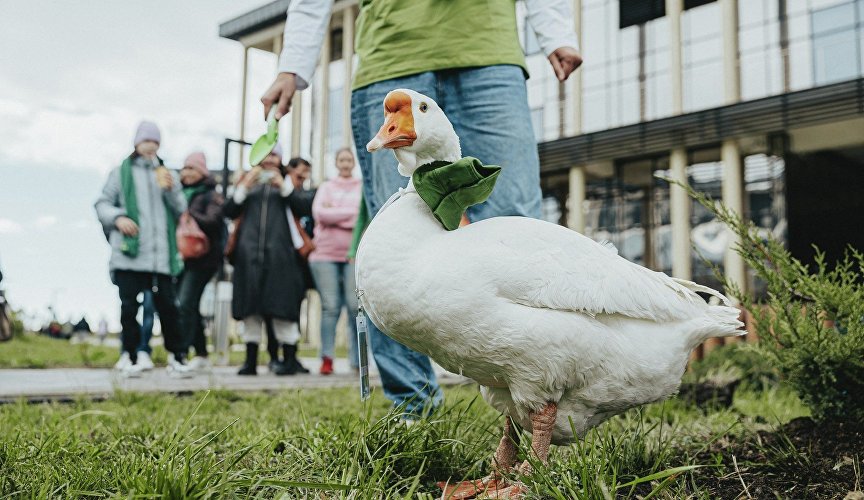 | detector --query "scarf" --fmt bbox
[411,157,501,230]
[120,156,182,276]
